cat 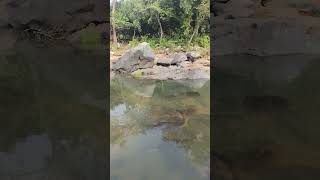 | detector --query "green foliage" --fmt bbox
[112,0,209,46]
[128,38,140,48]
[159,38,176,48]
[128,35,209,50]
[193,35,210,48]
